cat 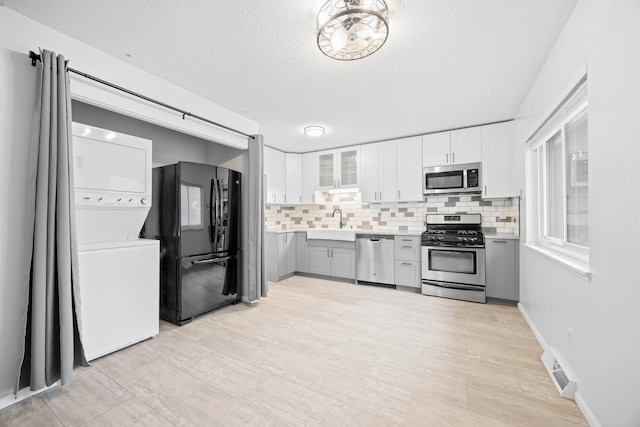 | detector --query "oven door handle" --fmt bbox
[422,281,484,292]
